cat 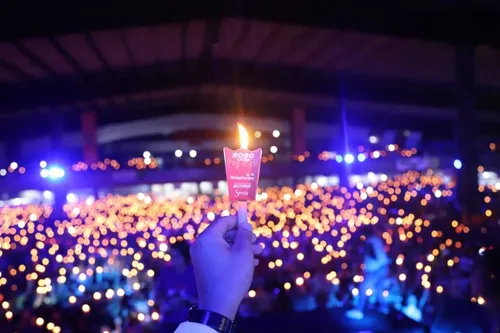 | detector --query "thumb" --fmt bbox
[233,223,253,252]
